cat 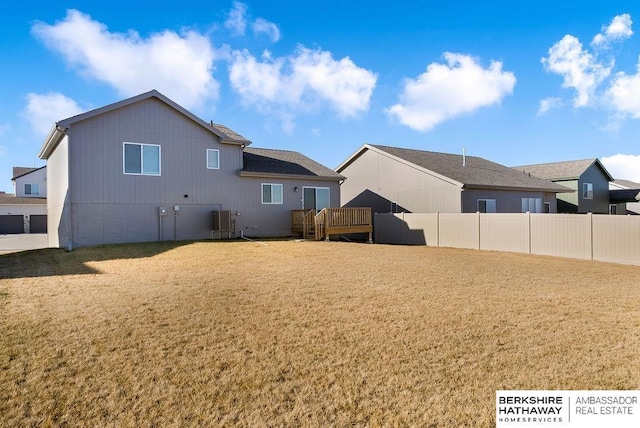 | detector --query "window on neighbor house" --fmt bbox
[25,183,39,195]
[262,183,283,204]
[582,182,593,199]
[477,199,496,213]
[123,142,161,176]
[544,202,551,213]
[521,197,542,213]
[207,149,219,169]
[609,204,617,215]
